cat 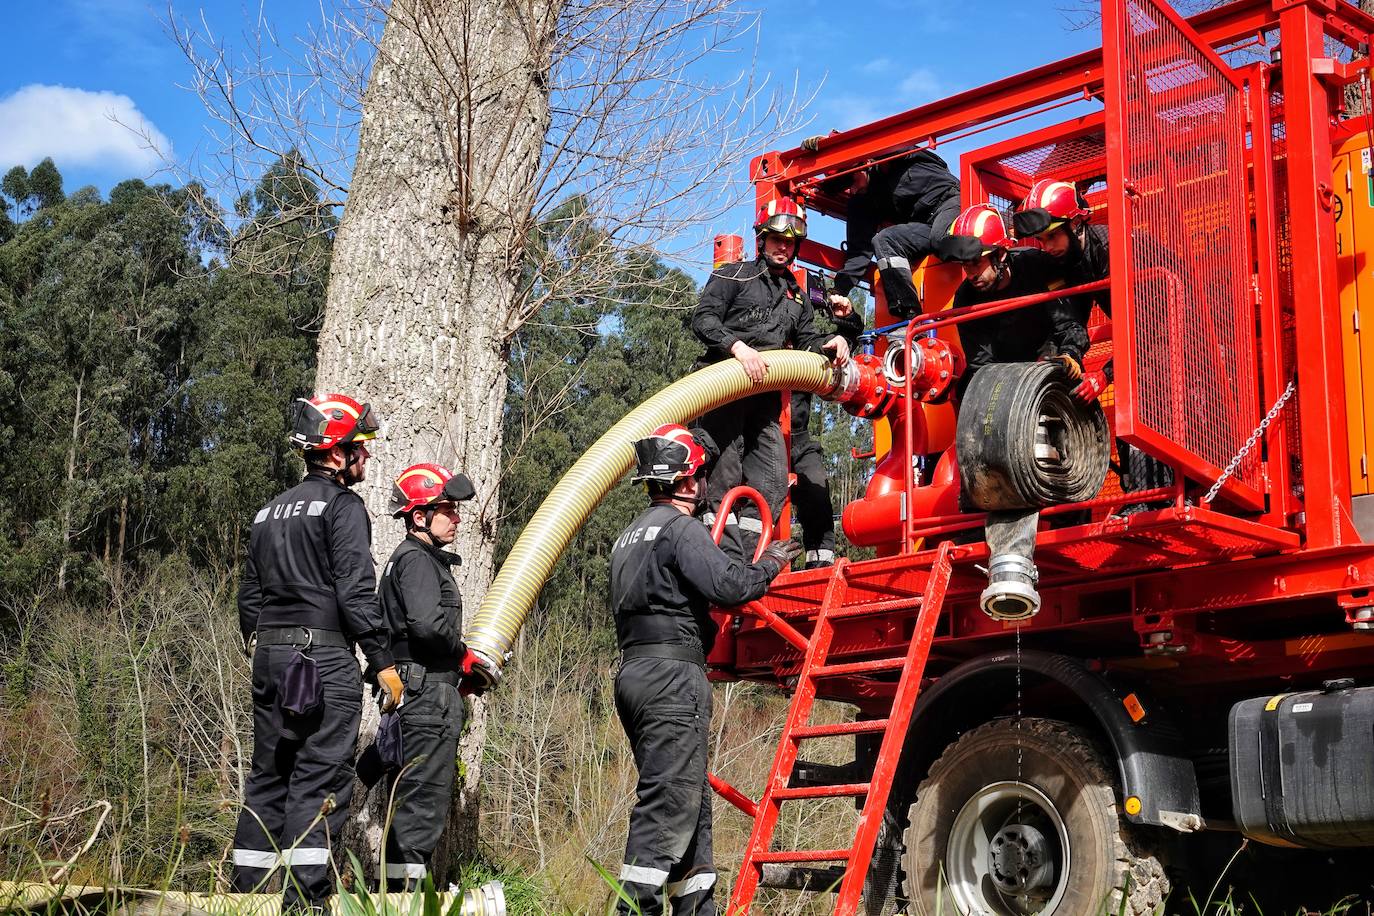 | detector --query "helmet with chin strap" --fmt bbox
[391,463,475,534]
[291,393,379,451]
[632,424,709,485]
[1013,179,1091,239]
[936,204,1014,263]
